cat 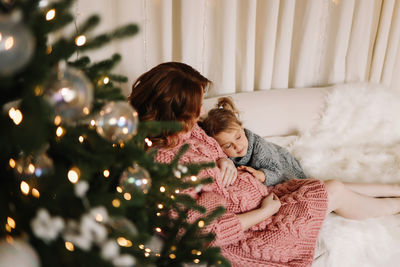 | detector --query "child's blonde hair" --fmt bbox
[201,97,242,137]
